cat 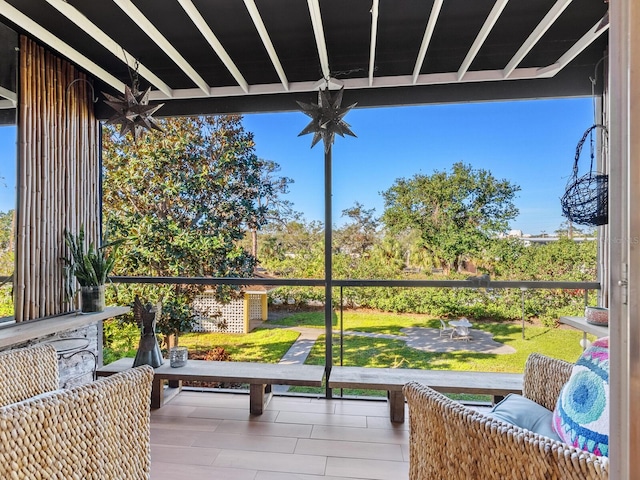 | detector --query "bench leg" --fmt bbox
[151,376,164,409]
[250,384,273,415]
[388,390,405,423]
[151,378,182,409]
